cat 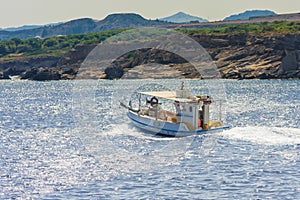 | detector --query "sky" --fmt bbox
[0,0,299,28]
